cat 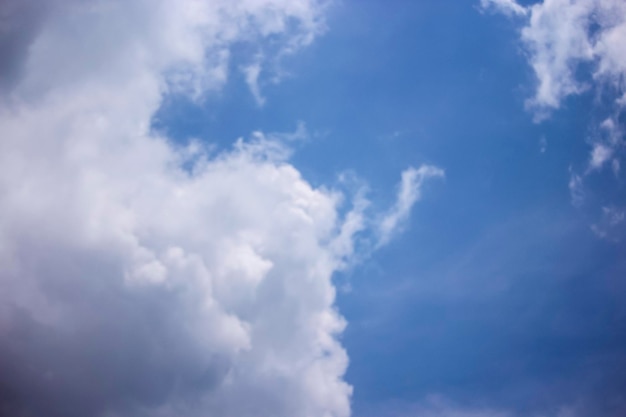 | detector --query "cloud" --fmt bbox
[520,0,597,114]
[0,0,55,92]
[0,126,354,417]
[483,0,626,121]
[514,0,626,177]
[568,170,585,207]
[591,116,625,174]
[588,143,613,171]
[479,0,528,17]
[0,1,378,416]
[591,206,626,240]
[377,166,444,247]
[0,1,442,416]
[242,56,266,106]
[0,0,330,102]
[483,0,626,223]
[484,0,624,114]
